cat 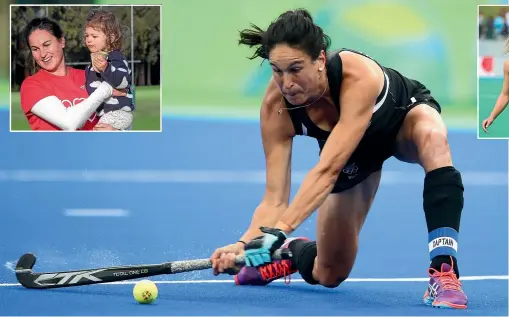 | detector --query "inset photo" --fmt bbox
[478,5,509,138]
[10,4,161,131]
